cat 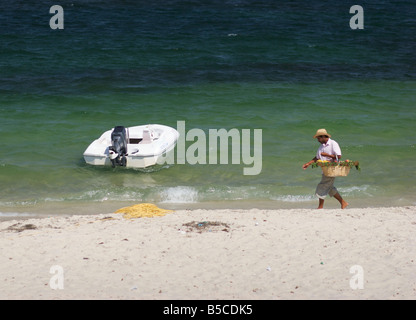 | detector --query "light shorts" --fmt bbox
[315,174,338,199]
